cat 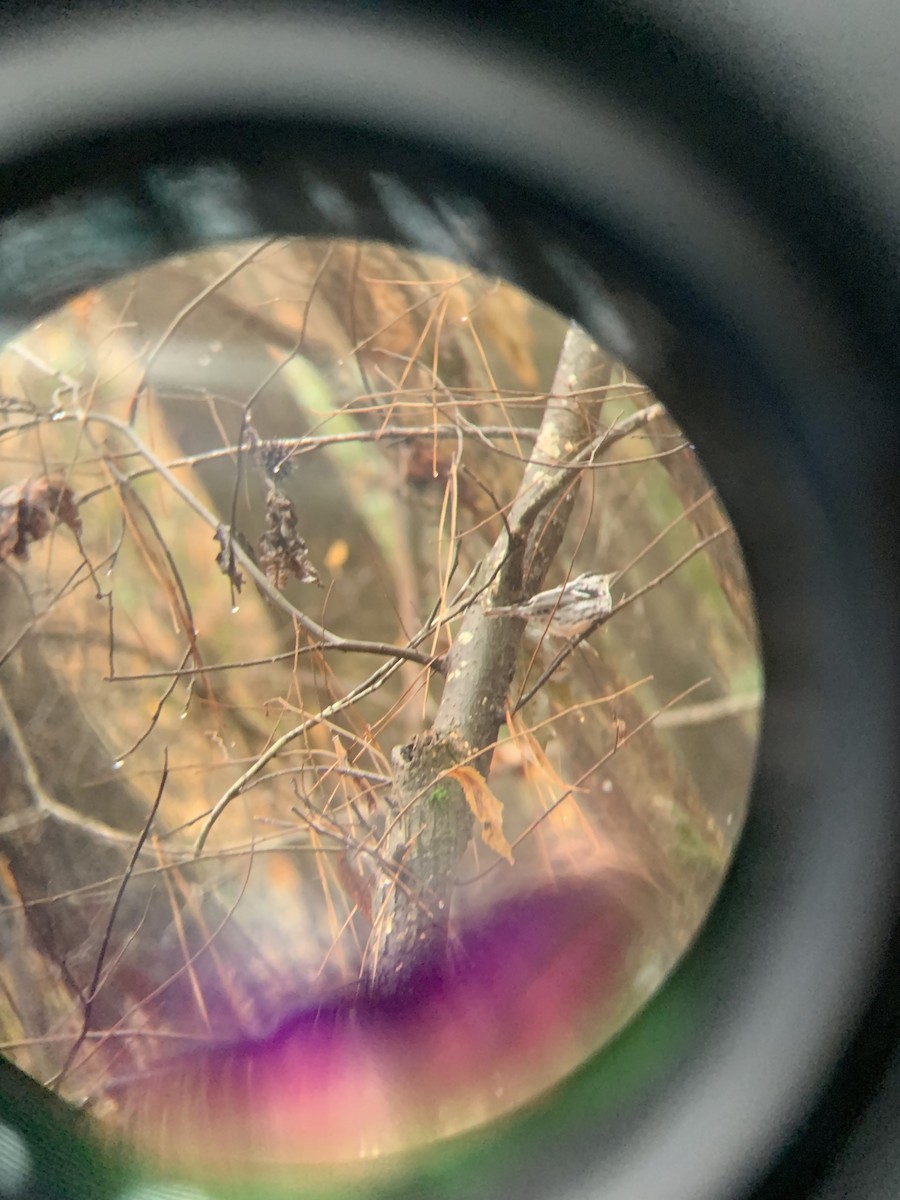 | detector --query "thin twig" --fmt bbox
[64,823,258,1085]
[50,751,169,1089]
[125,238,279,423]
[105,635,441,683]
[75,407,667,503]
[113,648,191,763]
[69,409,441,669]
[192,656,406,855]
